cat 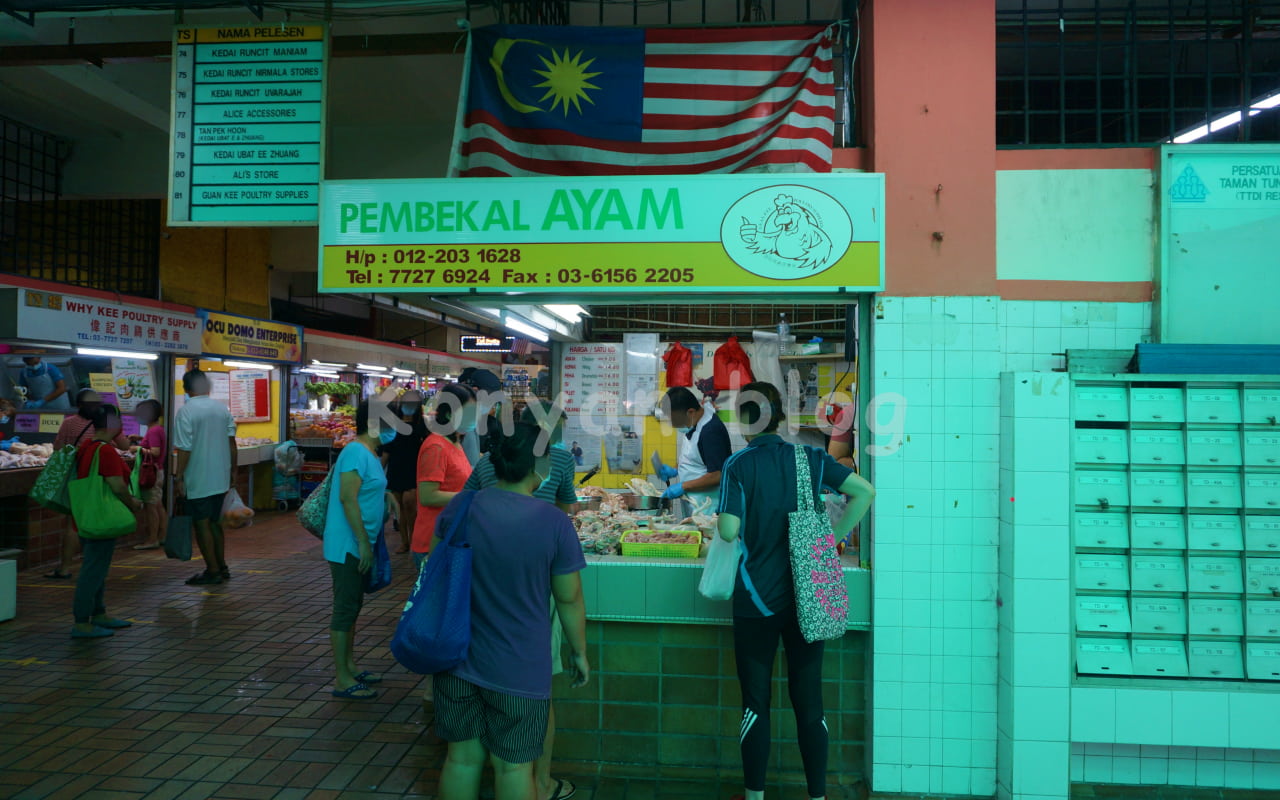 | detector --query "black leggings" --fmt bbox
[732,608,828,798]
